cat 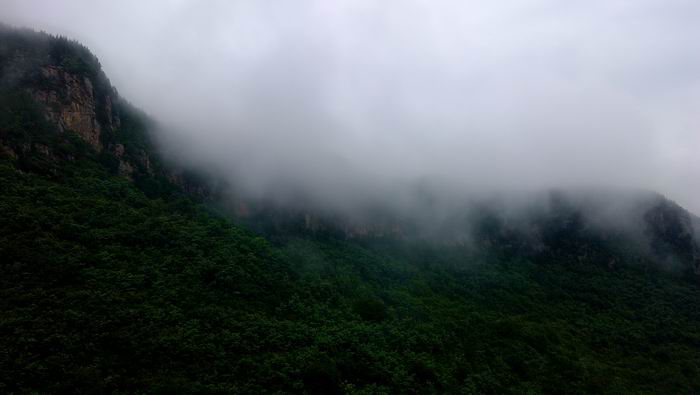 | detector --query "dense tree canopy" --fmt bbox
[1,25,699,394]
